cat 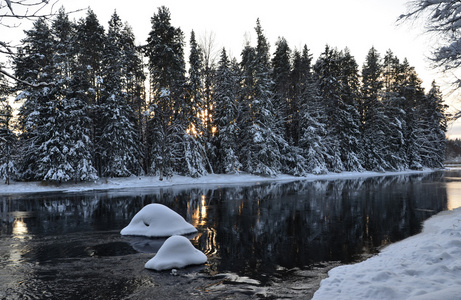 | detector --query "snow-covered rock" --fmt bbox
[144,235,207,270]
[120,204,197,237]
